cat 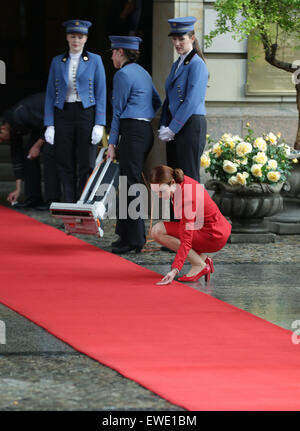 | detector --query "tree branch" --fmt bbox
[259,30,295,73]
